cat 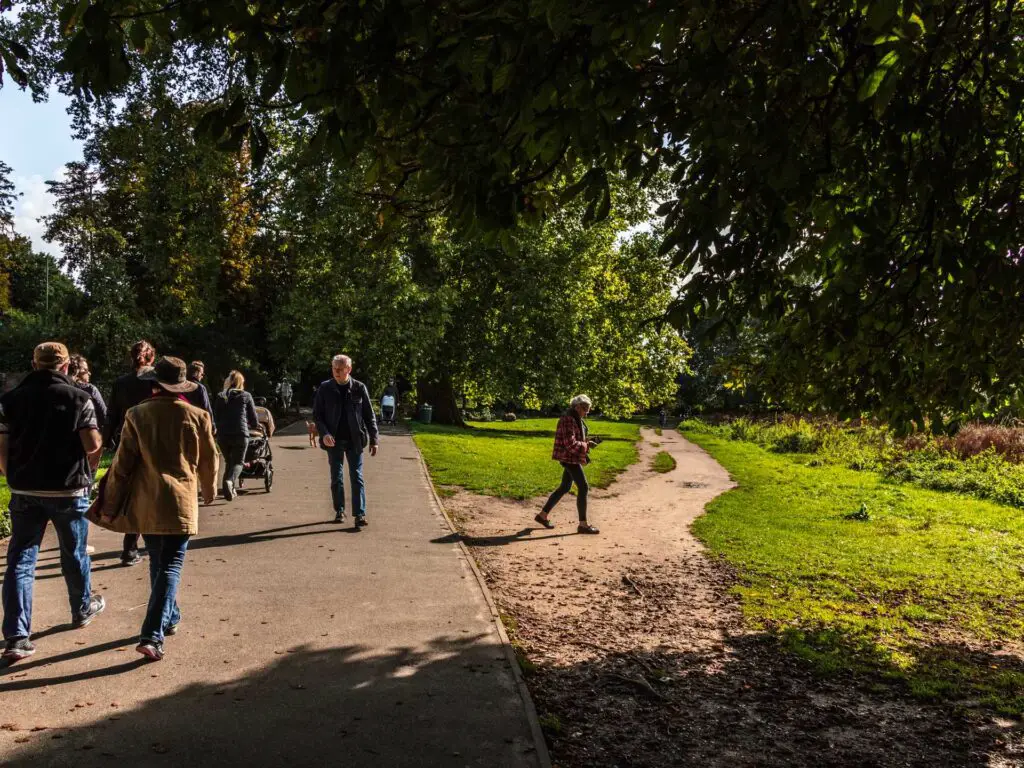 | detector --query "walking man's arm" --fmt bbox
[78,397,102,471]
[313,386,334,447]
[362,383,379,456]
[80,428,102,472]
